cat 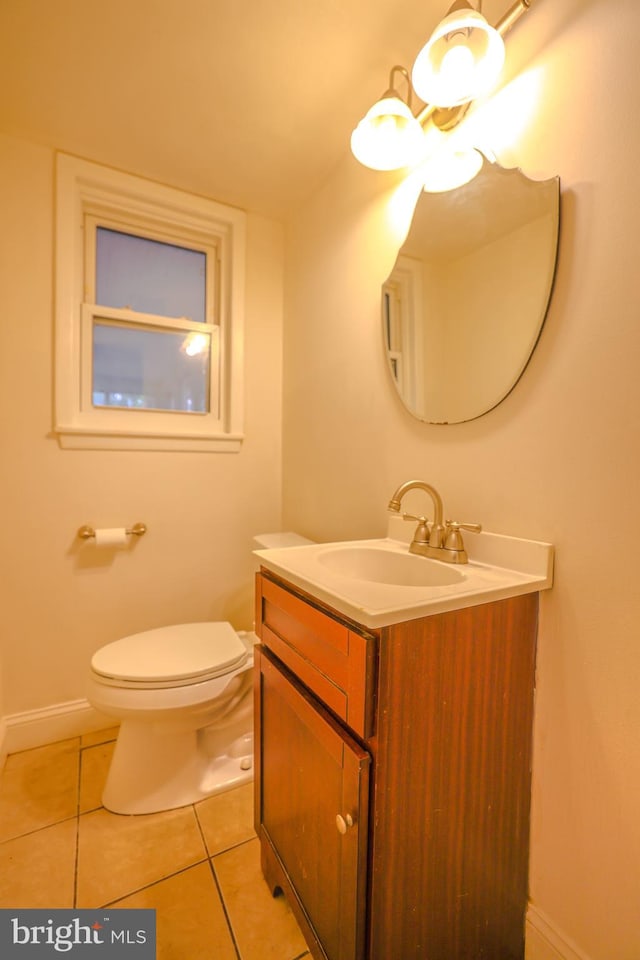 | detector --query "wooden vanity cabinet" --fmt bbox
[254,571,538,960]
